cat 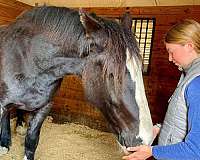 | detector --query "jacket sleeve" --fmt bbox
[152,76,200,160]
